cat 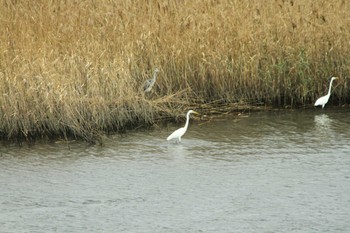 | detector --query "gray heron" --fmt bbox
[143,68,160,92]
